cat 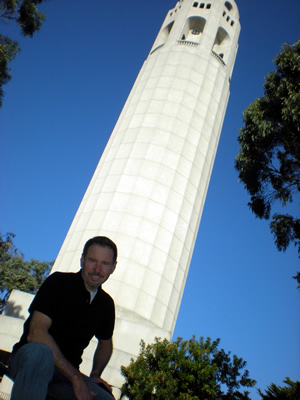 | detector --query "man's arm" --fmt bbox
[90,338,113,392]
[27,310,95,400]
[90,338,113,377]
